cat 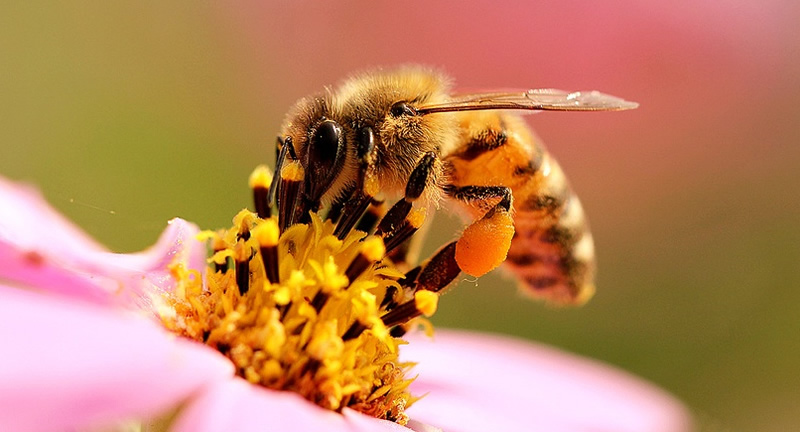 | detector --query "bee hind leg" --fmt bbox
[371,152,436,255]
[444,184,515,277]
